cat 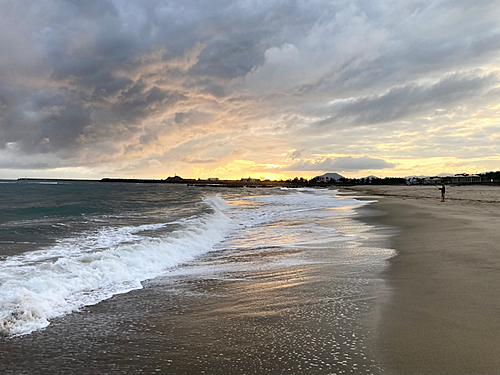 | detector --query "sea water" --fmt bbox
[0,181,227,335]
[0,182,393,335]
[0,181,392,337]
